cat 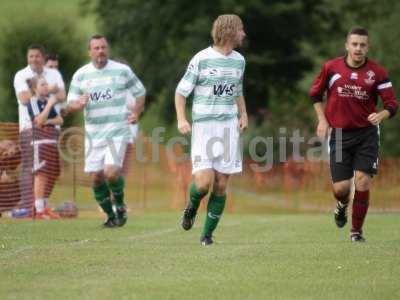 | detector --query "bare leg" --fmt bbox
[34,173,47,214]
